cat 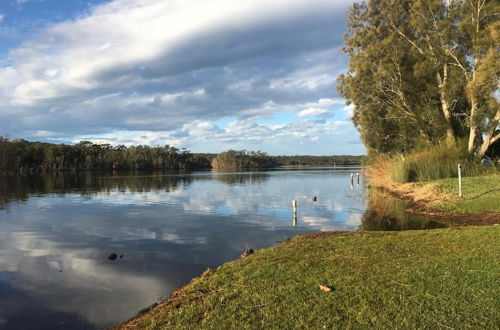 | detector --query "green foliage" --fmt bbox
[274,155,363,166]
[0,137,363,173]
[338,0,500,157]
[211,150,277,170]
[0,137,211,171]
[211,151,363,170]
[119,227,500,329]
